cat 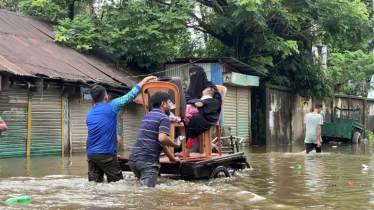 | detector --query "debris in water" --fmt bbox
[297,164,302,169]
[5,196,31,205]
[349,180,354,186]
[362,164,369,170]
[332,146,337,148]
